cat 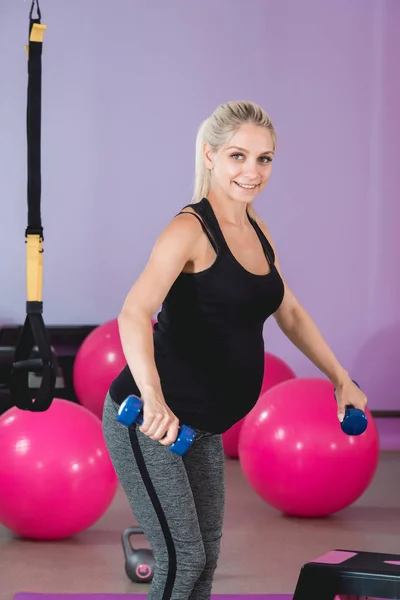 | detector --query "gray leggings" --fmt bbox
[102,393,225,600]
